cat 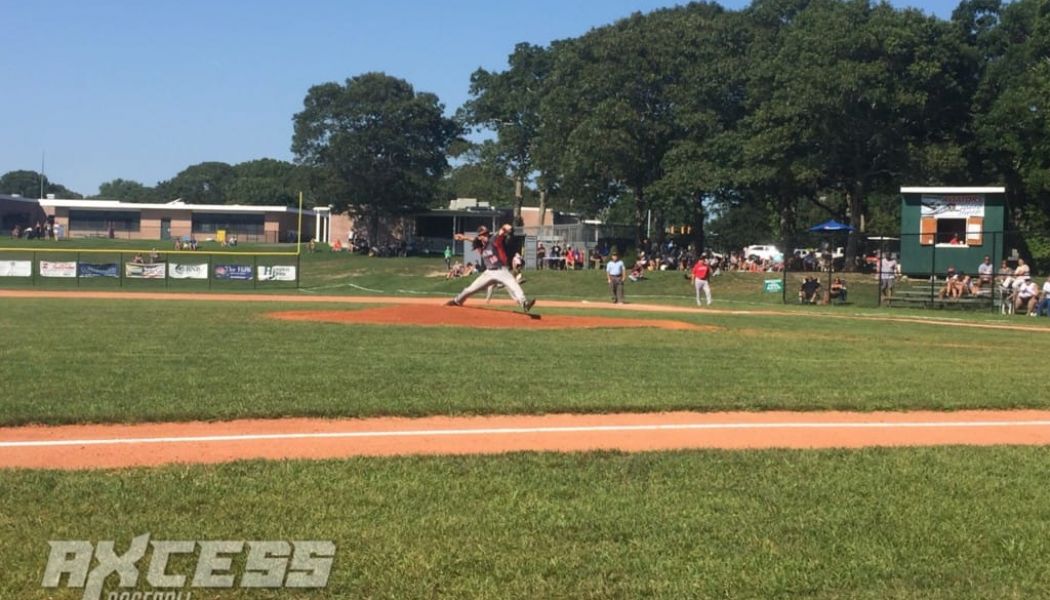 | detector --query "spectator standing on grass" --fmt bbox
[879,254,897,298]
[444,245,453,270]
[606,251,626,304]
[691,256,712,306]
[536,242,546,270]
